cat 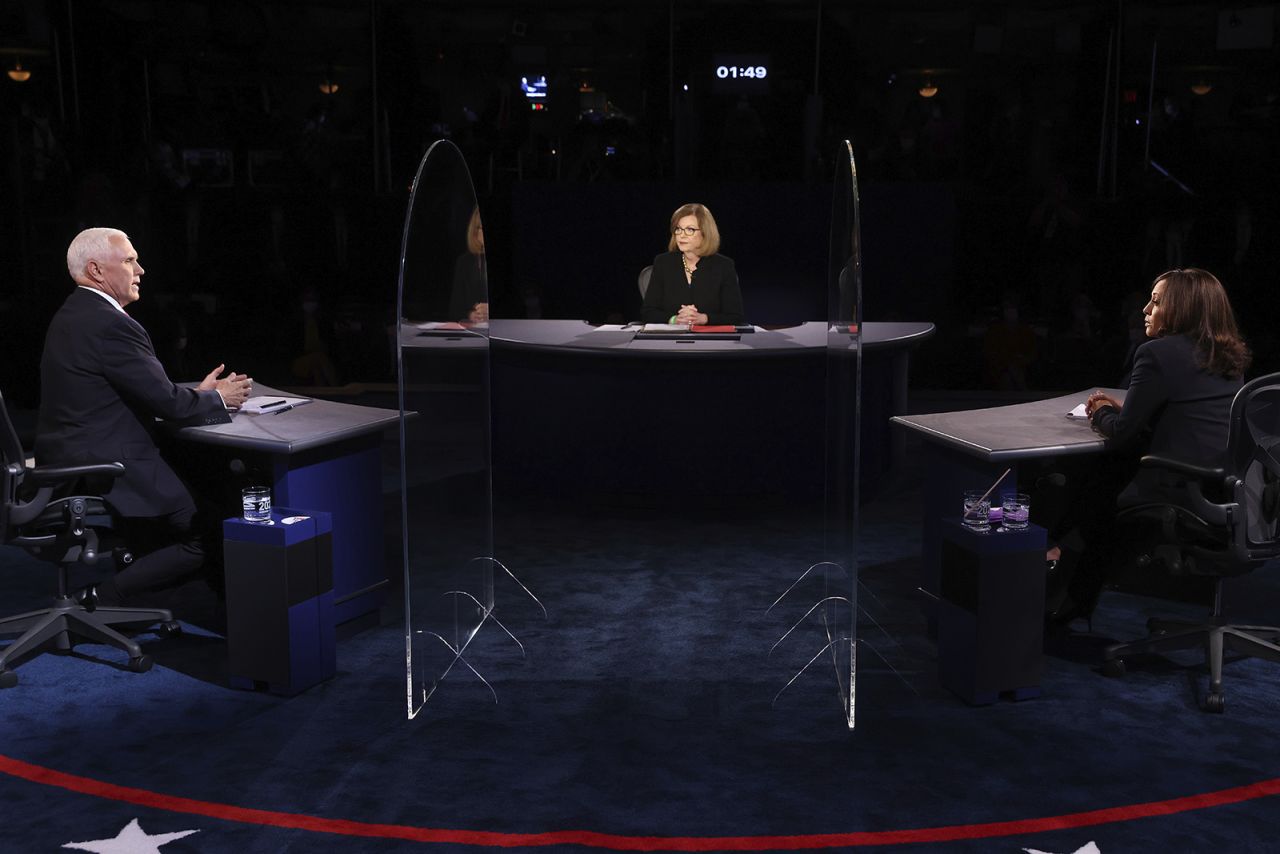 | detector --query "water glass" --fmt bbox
[241,485,272,523]
[1001,493,1031,530]
[962,490,991,532]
